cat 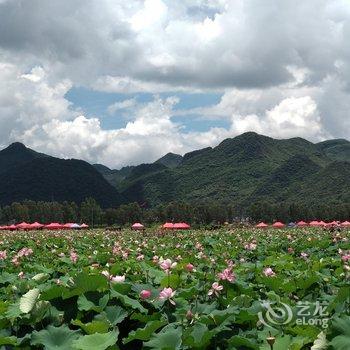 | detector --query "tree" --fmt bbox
[80,198,102,227]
